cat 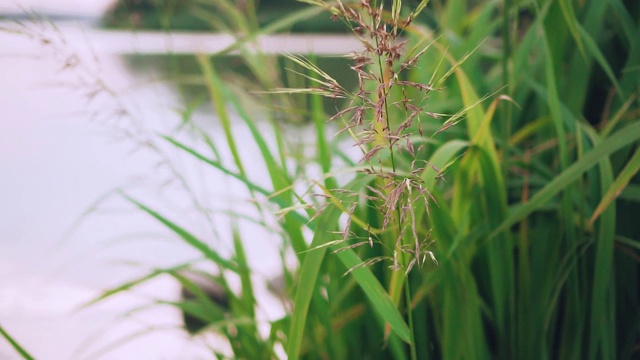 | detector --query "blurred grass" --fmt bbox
[101,0,347,32]
[65,0,640,359]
